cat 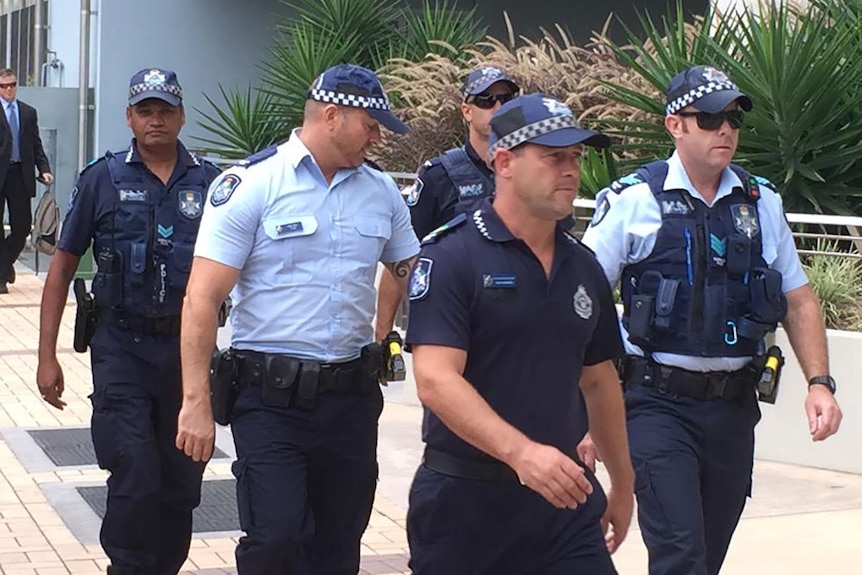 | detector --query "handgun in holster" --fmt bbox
[210,348,238,425]
[756,345,784,404]
[72,278,98,353]
[382,331,406,381]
